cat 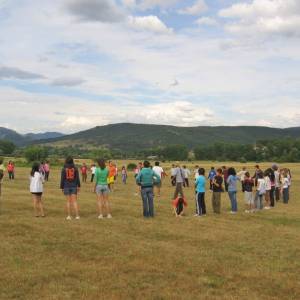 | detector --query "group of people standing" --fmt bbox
[0,156,293,220]
[170,163,292,217]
